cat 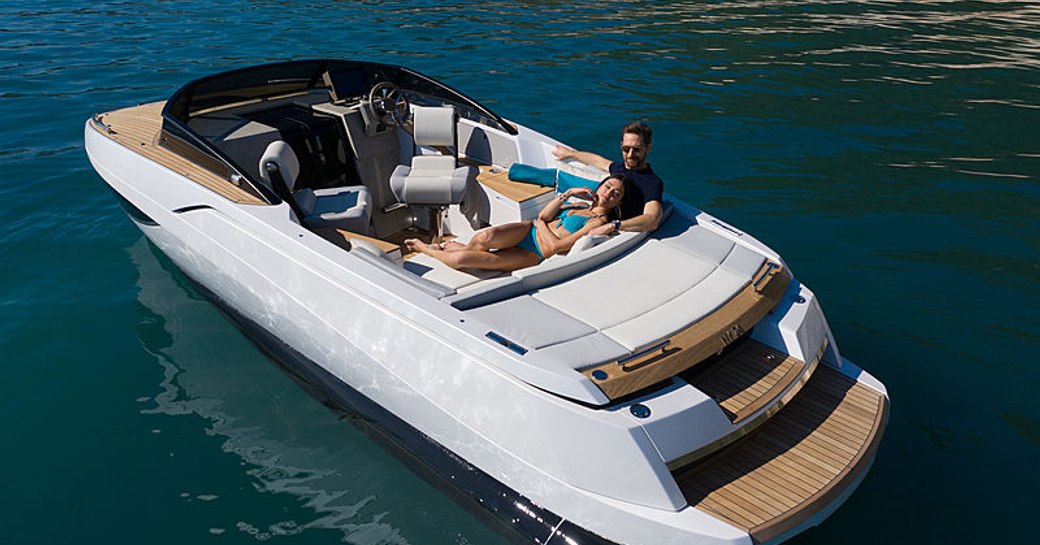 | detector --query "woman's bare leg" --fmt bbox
[405,240,541,272]
[461,222,533,252]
